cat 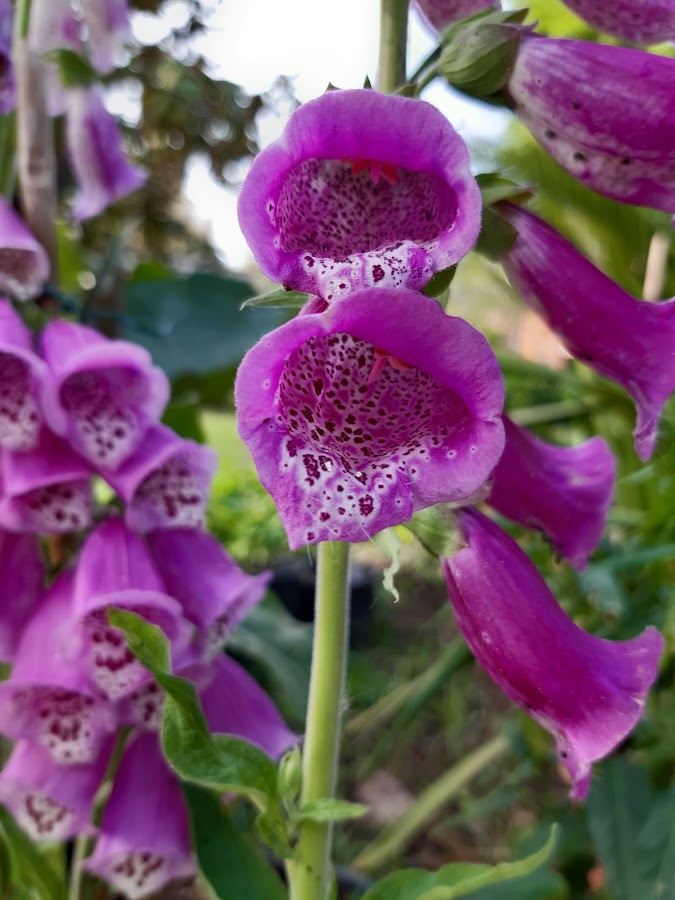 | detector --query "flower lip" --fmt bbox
[238,89,481,300]
[0,300,46,451]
